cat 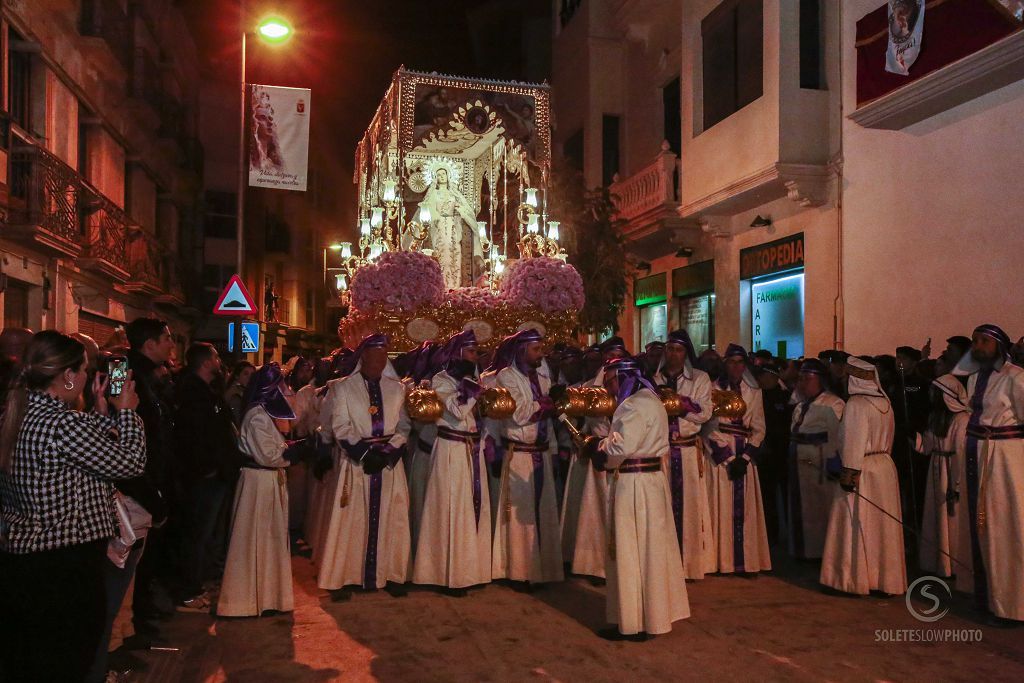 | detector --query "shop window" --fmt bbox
[678,293,716,353]
[640,303,668,349]
[601,115,620,187]
[701,0,763,131]
[751,271,804,359]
